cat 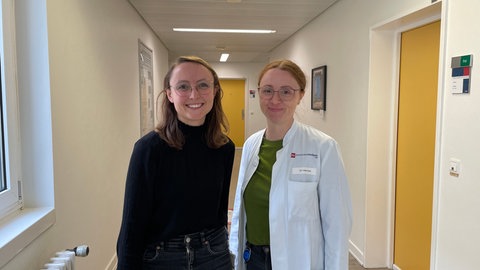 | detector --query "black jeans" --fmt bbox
[245,242,272,270]
[142,227,232,270]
